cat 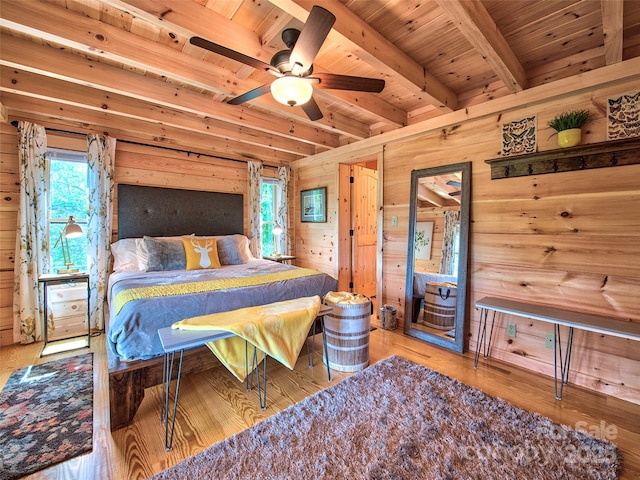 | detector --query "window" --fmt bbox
[260,178,280,255]
[48,148,89,273]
